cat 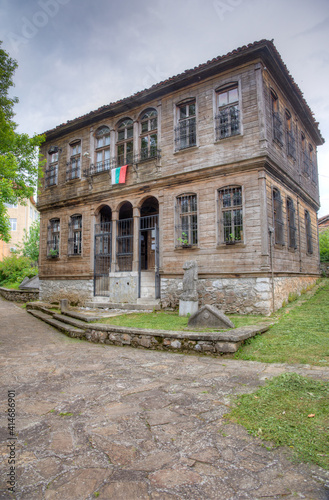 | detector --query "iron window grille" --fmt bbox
[68,215,82,255]
[219,186,243,243]
[176,194,198,246]
[215,86,240,140]
[305,211,313,254]
[95,126,111,173]
[272,112,283,145]
[117,218,133,271]
[286,111,296,160]
[47,219,60,257]
[45,163,58,187]
[140,109,158,161]
[287,198,297,249]
[117,119,134,167]
[67,141,81,180]
[175,102,196,150]
[273,189,284,245]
